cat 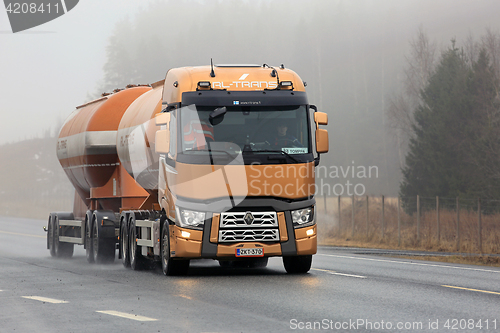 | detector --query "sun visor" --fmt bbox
[181,90,308,107]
